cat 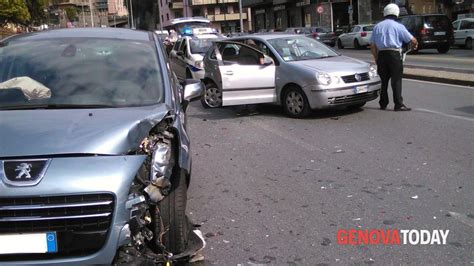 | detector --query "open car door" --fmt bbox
[214,41,276,106]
